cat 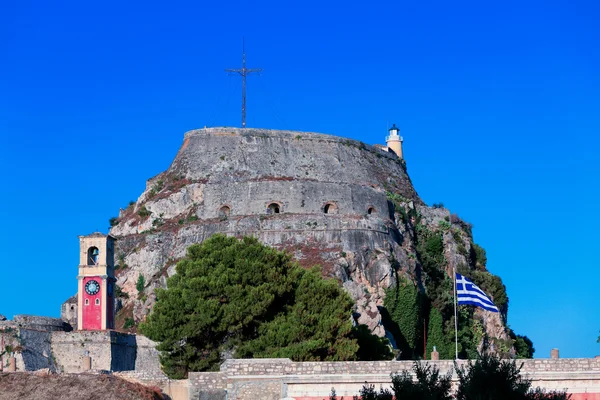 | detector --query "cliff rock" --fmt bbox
[101,128,509,351]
